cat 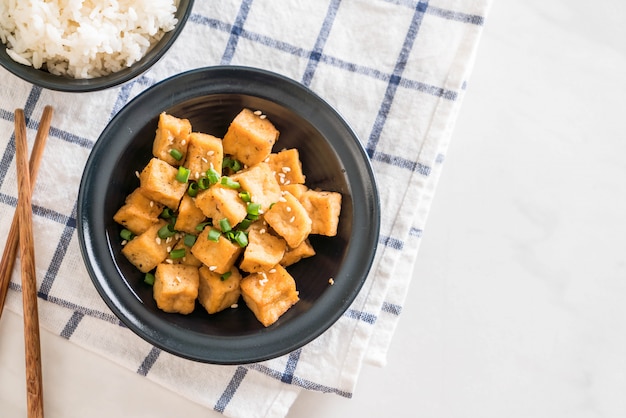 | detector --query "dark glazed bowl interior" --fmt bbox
[0,0,194,92]
[77,66,380,364]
